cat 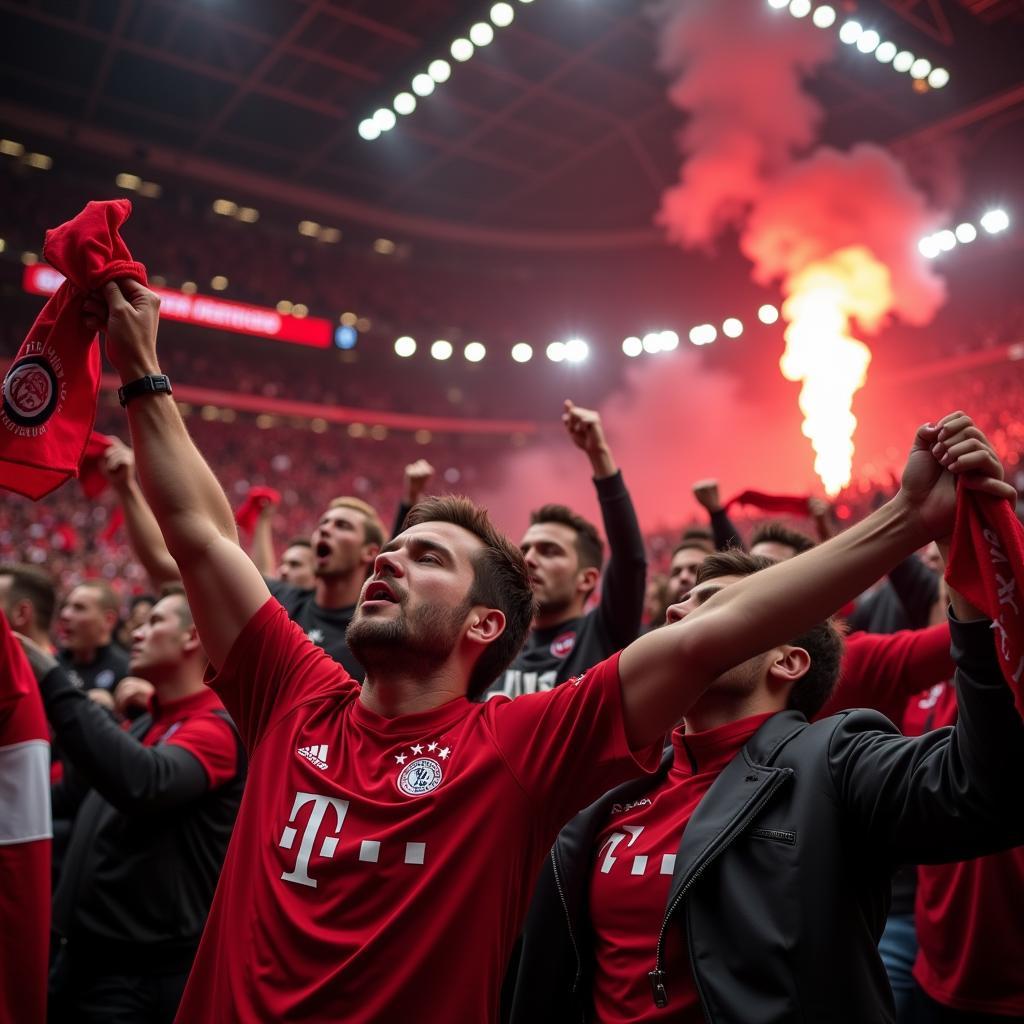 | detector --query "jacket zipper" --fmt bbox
[749,826,796,844]
[648,770,792,1009]
[550,848,583,995]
